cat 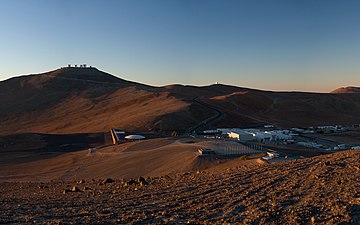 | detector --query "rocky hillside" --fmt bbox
[1,150,359,224]
[0,67,212,135]
[1,68,360,135]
